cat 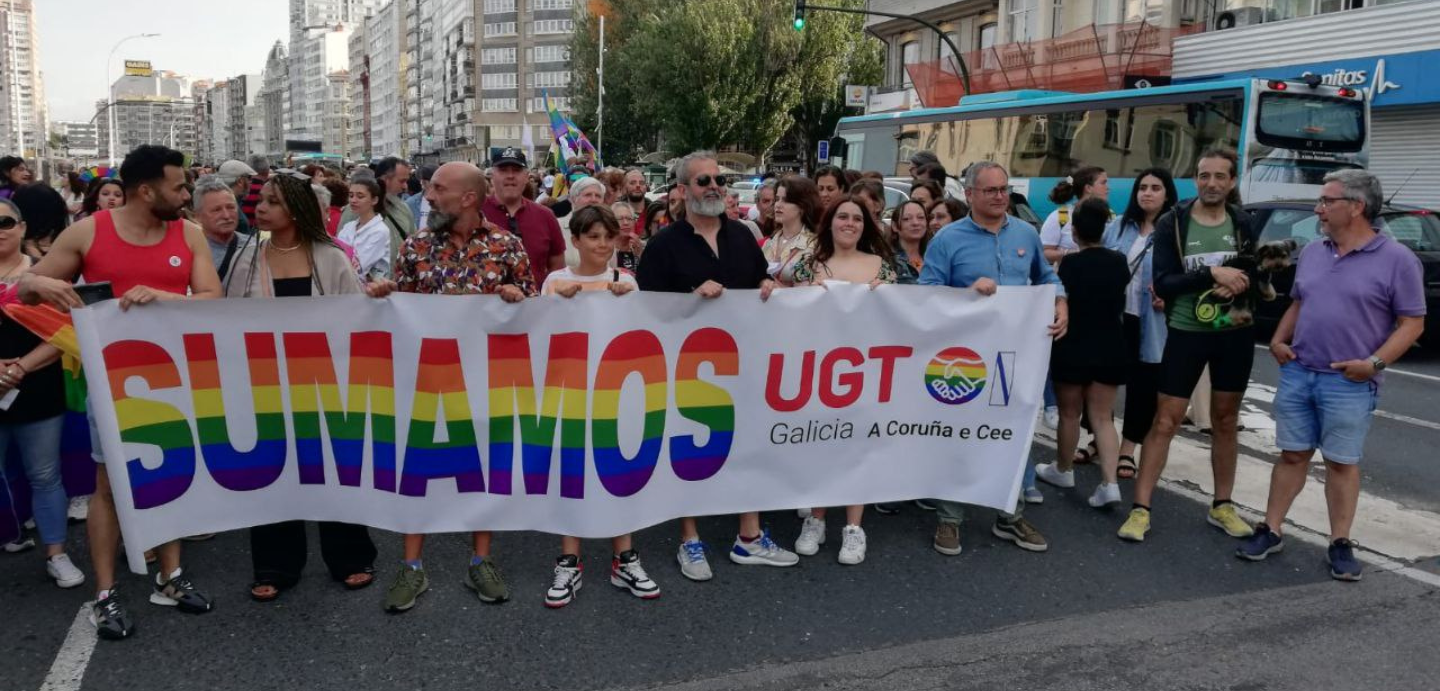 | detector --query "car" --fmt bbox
[1247,200,1440,344]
